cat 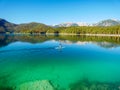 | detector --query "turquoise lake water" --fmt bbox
[0,35,120,90]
